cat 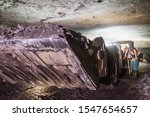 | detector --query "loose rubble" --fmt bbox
[128,73,150,99]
